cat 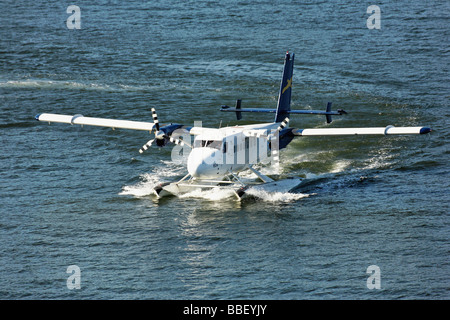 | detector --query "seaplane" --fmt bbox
[35,52,432,200]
